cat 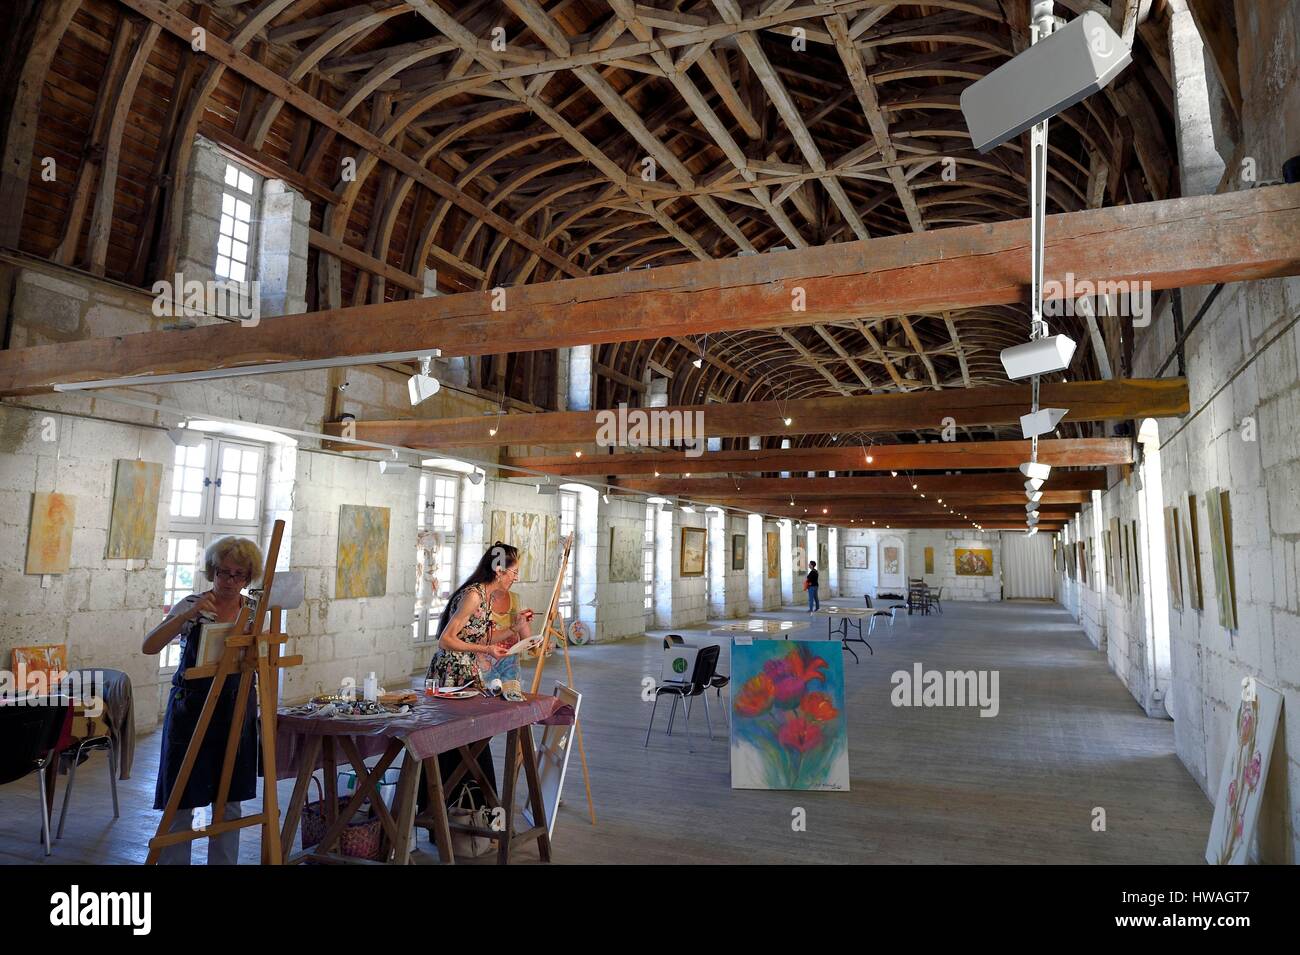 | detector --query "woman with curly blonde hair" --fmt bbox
[143,535,263,864]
